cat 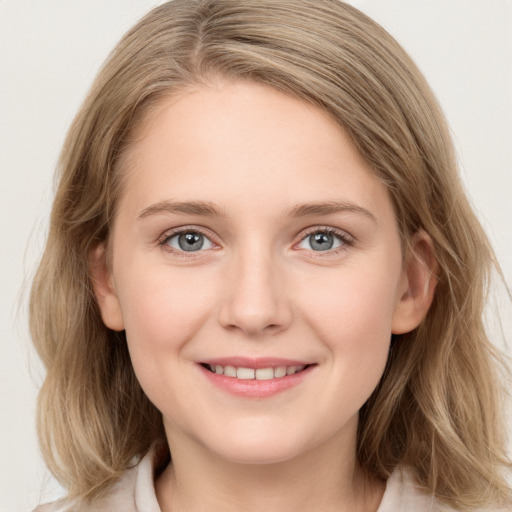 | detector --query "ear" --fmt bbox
[392,230,438,335]
[89,243,125,331]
